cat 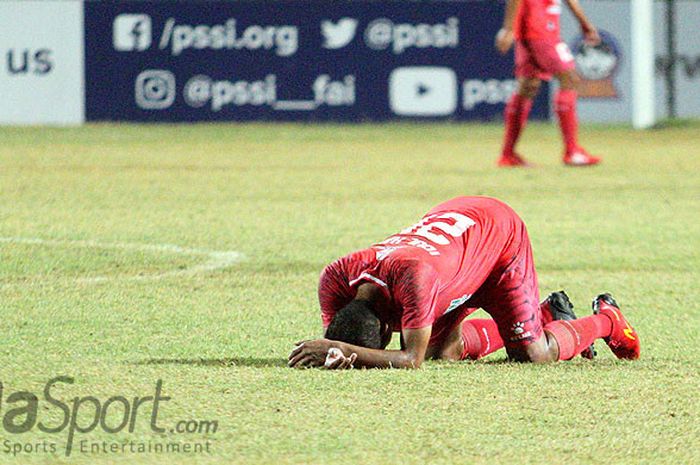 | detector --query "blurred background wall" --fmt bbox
[1,0,697,125]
